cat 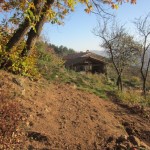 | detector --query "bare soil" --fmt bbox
[0,71,150,150]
